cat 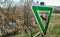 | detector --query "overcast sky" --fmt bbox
[34,0,60,6]
[0,0,60,8]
